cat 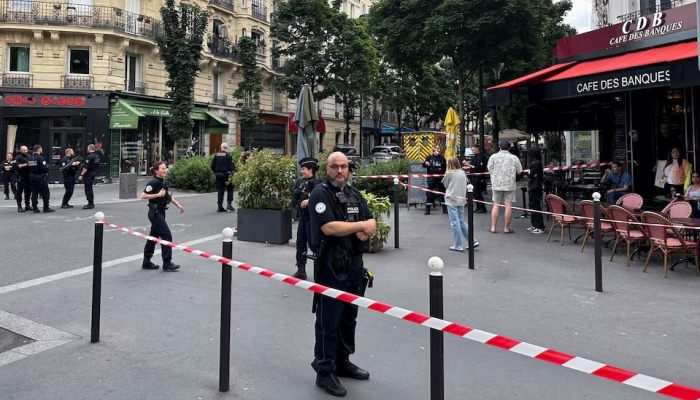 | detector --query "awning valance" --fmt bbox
[109,99,229,132]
